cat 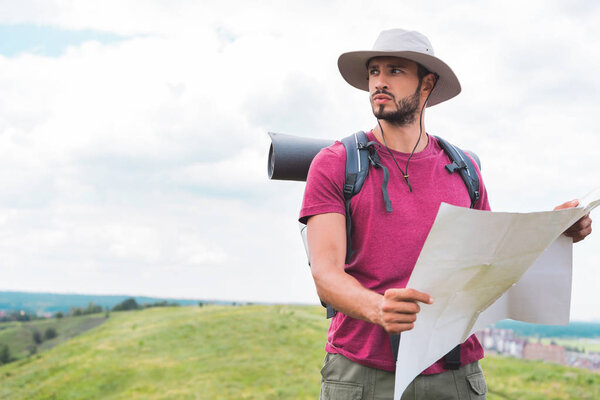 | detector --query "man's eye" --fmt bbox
[391,68,403,74]
[369,69,379,76]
